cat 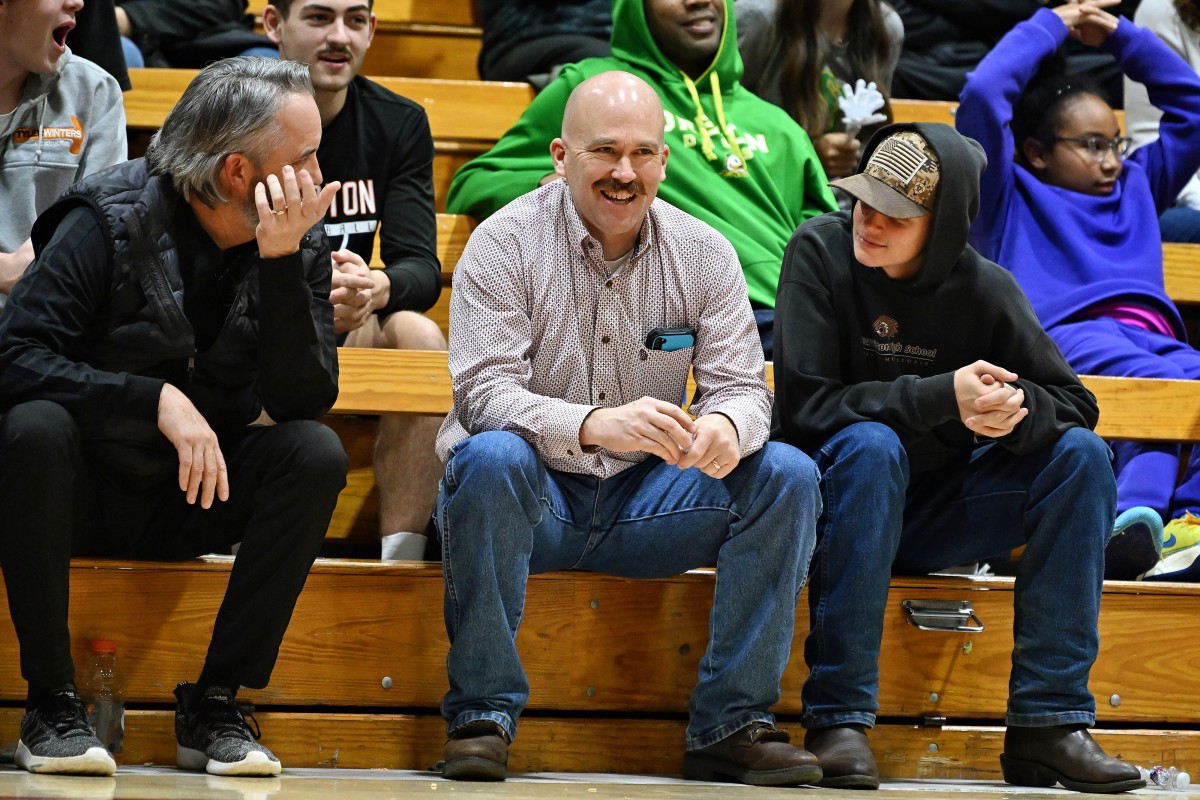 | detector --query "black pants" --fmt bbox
[0,400,347,690]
